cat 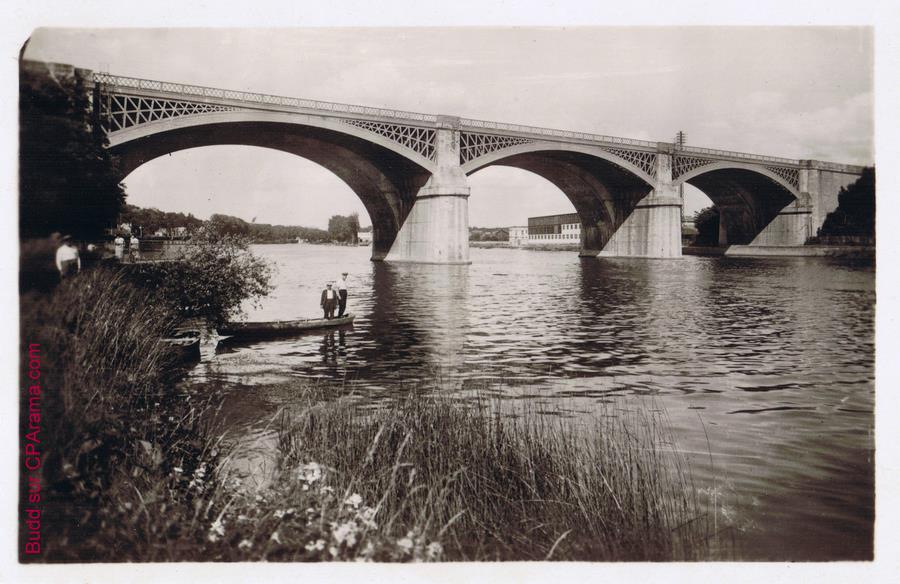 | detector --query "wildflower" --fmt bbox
[426,542,443,560]
[173,466,184,474]
[237,514,250,523]
[344,493,363,509]
[332,520,359,547]
[270,531,282,544]
[329,546,339,558]
[320,485,335,495]
[208,518,225,543]
[238,539,253,551]
[397,536,414,554]
[298,462,323,484]
[305,539,326,552]
[306,507,316,516]
[274,508,294,520]
[358,506,377,529]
